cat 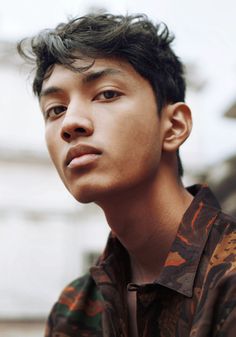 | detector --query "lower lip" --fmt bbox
[67,154,100,169]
